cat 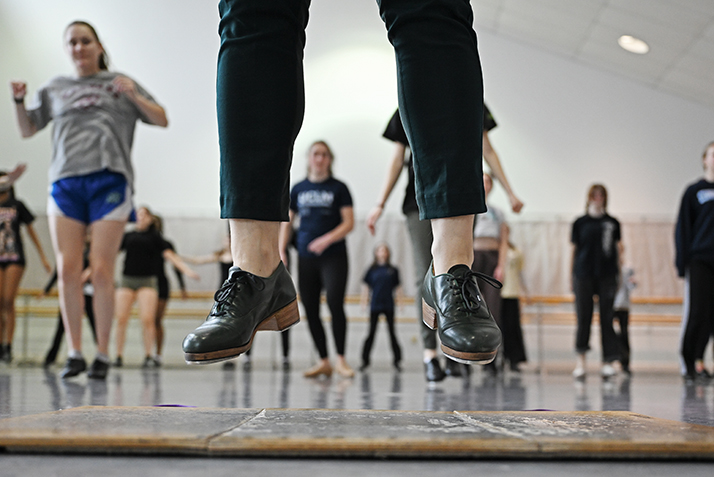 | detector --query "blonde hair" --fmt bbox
[307,140,334,176]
